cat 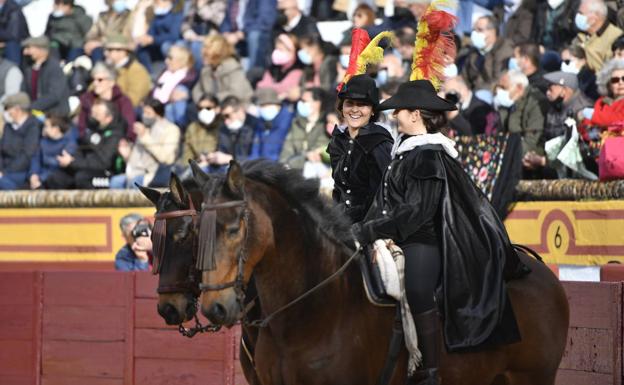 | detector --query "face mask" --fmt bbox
[227,119,244,131]
[142,115,156,127]
[260,105,280,121]
[297,49,313,65]
[112,0,126,13]
[154,5,172,16]
[339,54,350,69]
[575,13,589,31]
[52,10,65,18]
[547,0,565,9]
[297,101,311,118]
[494,88,515,108]
[3,111,13,125]
[271,49,291,66]
[508,57,520,71]
[198,108,216,125]
[375,69,388,86]
[561,60,580,74]
[550,95,564,111]
[470,31,487,50]
[443,63,458,78]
